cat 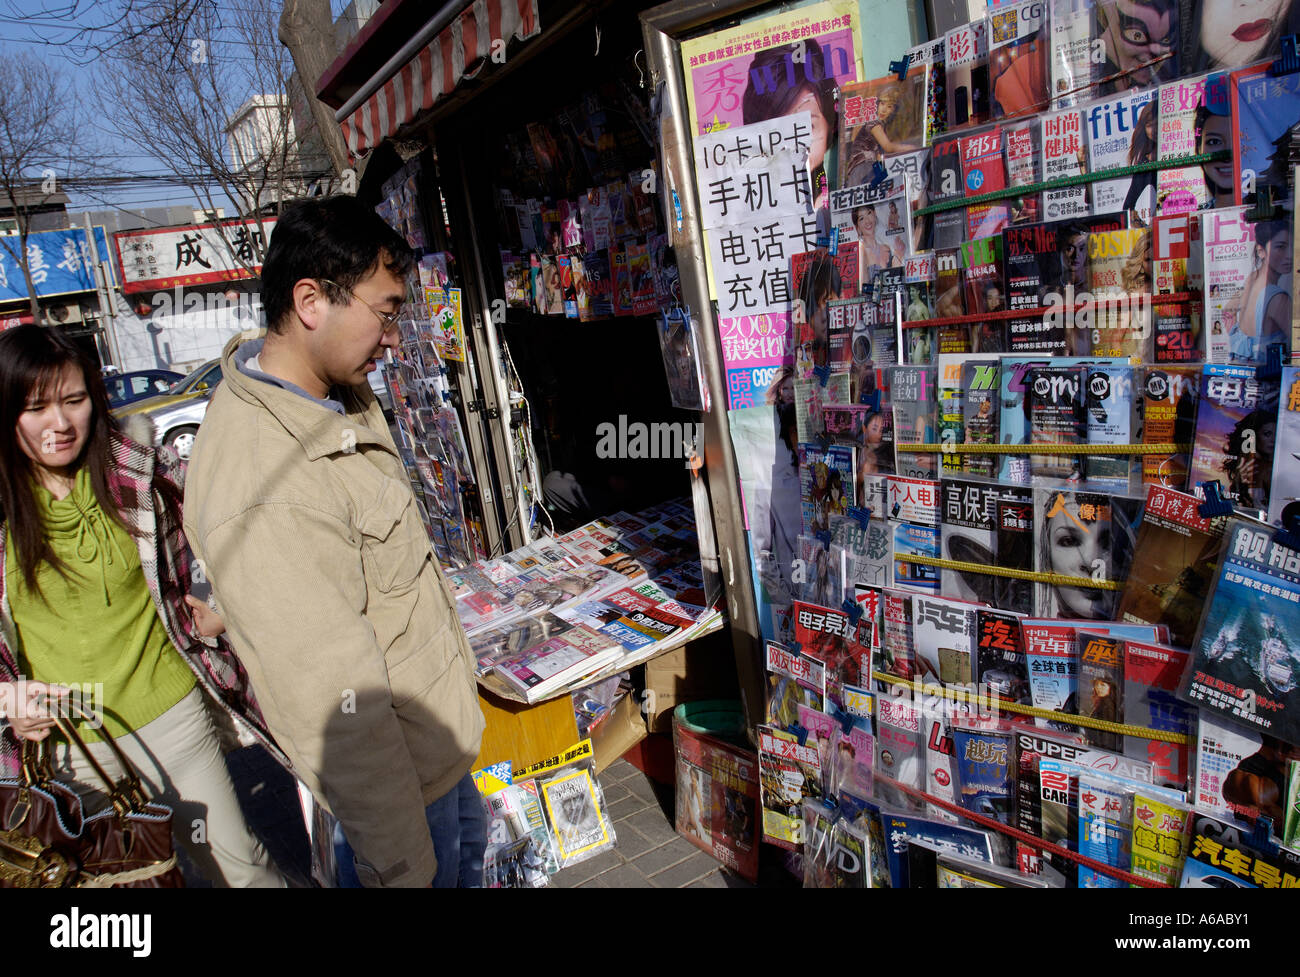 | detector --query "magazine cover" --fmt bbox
[583,249,614,320]
[900,251,937,368]
[961,235,1008,353]
[881,811,999,888]
[1155,73,1211,215]
[1180,0,1300,76]
[1075,766,1132,888]
[1092,0,1180,95]
[1086,88,1159,225]
[989,0,1049,118]
[1181,812,1300,888]
[879,588,917,681]
[940,477,1002,604]
[1083,363,1140,491]
[945,18,991,130]
[962,360,1002,477]
[1180,519,1300,747]
[960,126,1010,240]
[1033,488,1142,620]
[838,71,927,189]
[1129,791,1190,886]
[1231,62,1300,209]
[891,365,939,478]
[798,442,856,534]
[793,599,872,703]
[1152,212,1202,362]
[910,593,979,685]
[1270,367,1300,528]
[1040,107,1091,221]
[996,494,1037,613]
[765,640,827,730]
[1194,710,1300,833]
[937,354,967,475]
[933,247,967,354]
[758,725,822,849]
[928,135,966,251]
[626,240,656,317]
[875,696,926,812]
[1188,364,1266,510]
[1075,630,1125,751]
[1005,221,1066,353]
[1140,365,1199,488]
[538,765,615,867]
[1201,206,1258,364]
[1117,484,1226,648]
[1026,364,1087,481]
[681,2,863,224]
[976,608,1031,703]
[1049,0,1098,109]
[656,309,707,412]
[1123,638,1195,789]
[1003,117,1043,224]
[907,36,948,144]
[673,722,760,883]
[1024,620,1083,733]
[888,148,933,253]
[1086,227,1152,358]
[893,521,941,594]
[830,181,908,278]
